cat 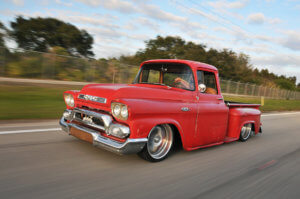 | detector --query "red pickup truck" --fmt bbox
[60,59,262,162]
